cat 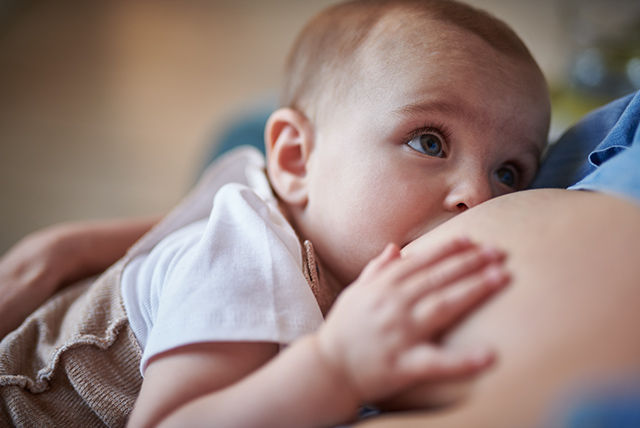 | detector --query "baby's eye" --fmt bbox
[407,132,446,158]
[495,166,518,188]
